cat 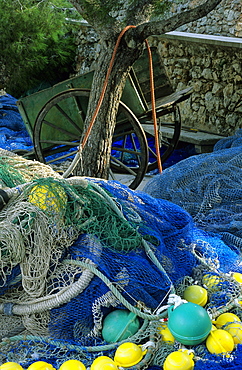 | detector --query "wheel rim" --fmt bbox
[33,88,148,189]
